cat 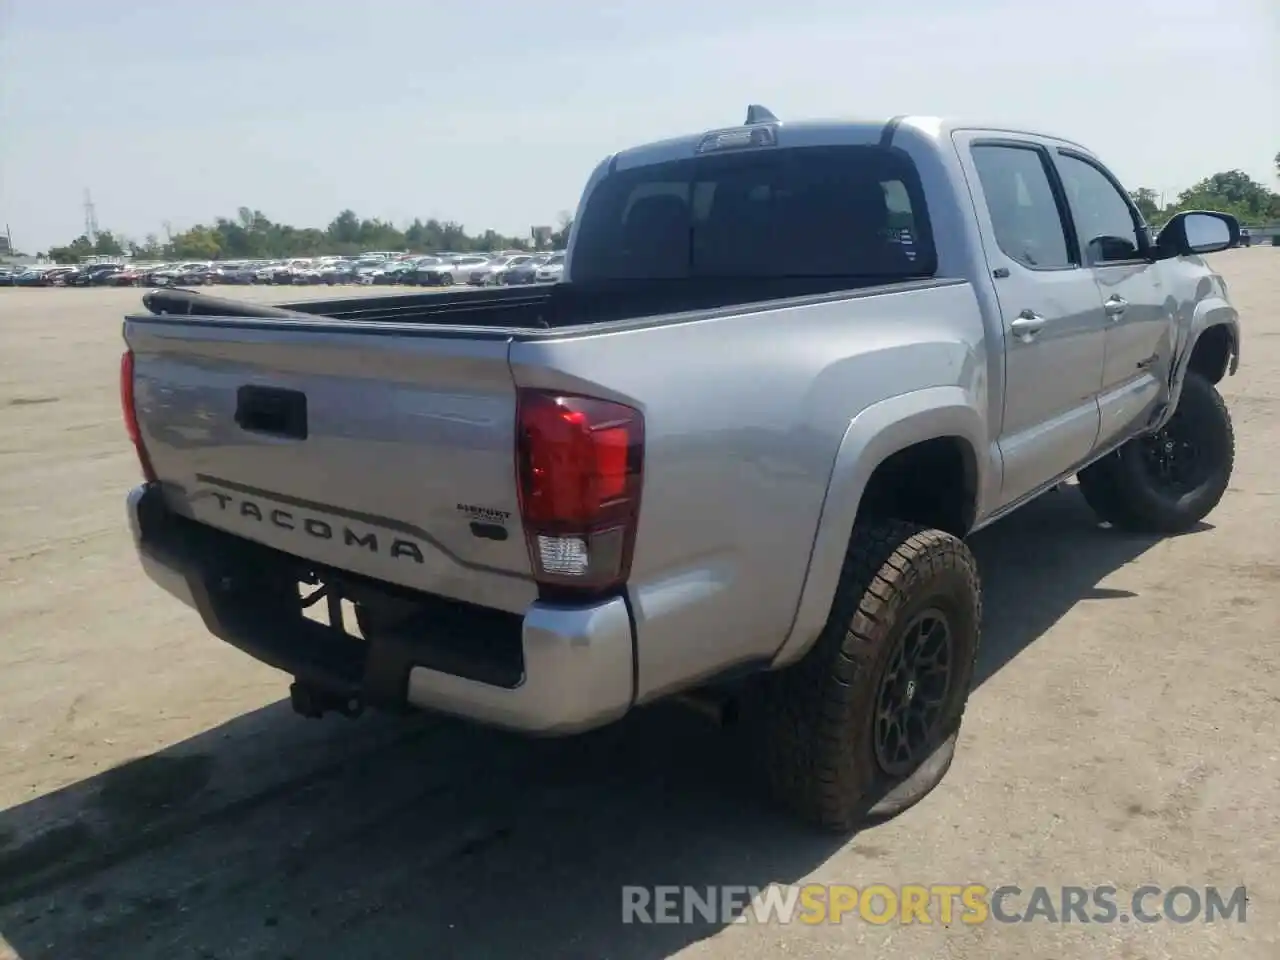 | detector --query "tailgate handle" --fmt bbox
[235,386,308,440]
